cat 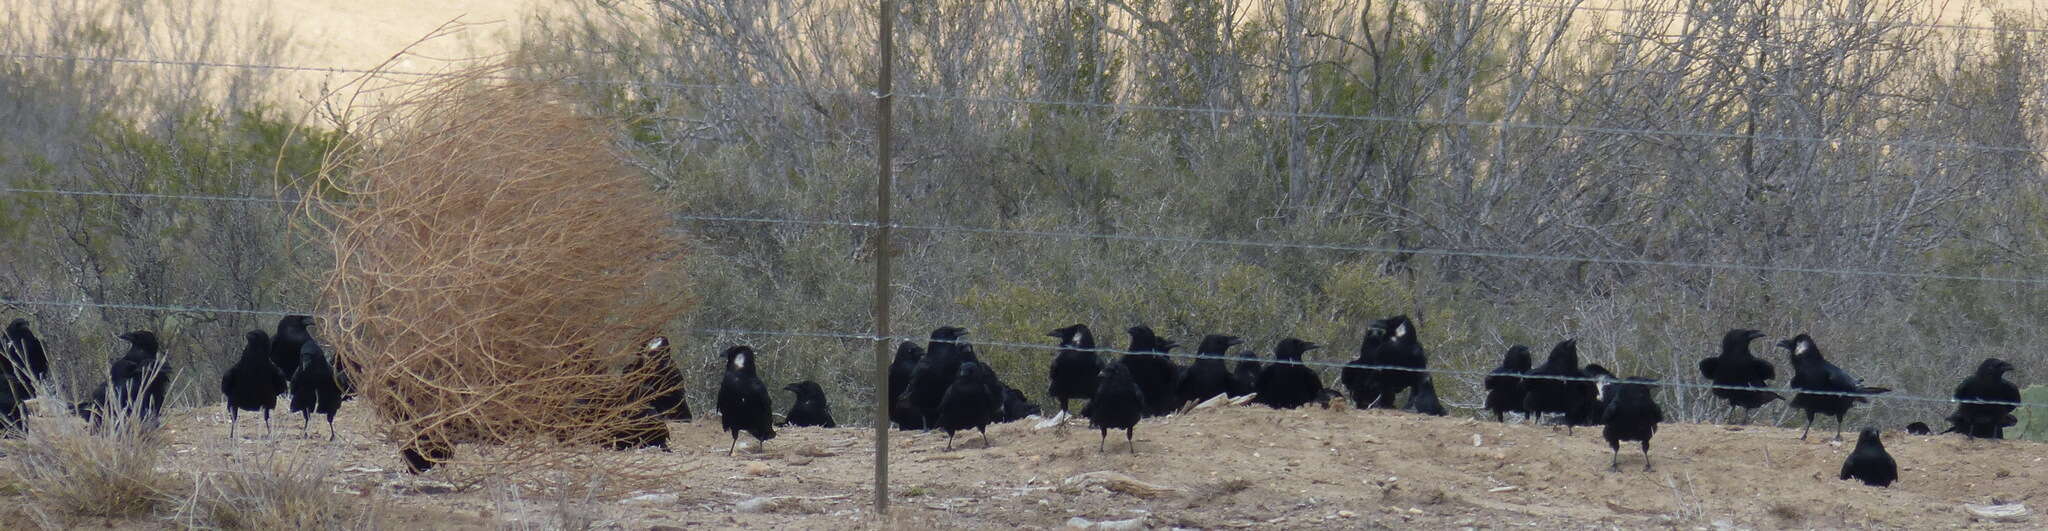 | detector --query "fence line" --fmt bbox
[10,185,2047,286]
[1,295,2030,409]
[1419,0,2048,36]
[7,52,2046,155]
